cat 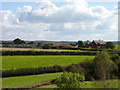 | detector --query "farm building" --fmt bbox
[85,40,106,48]
[52,43,71,47]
